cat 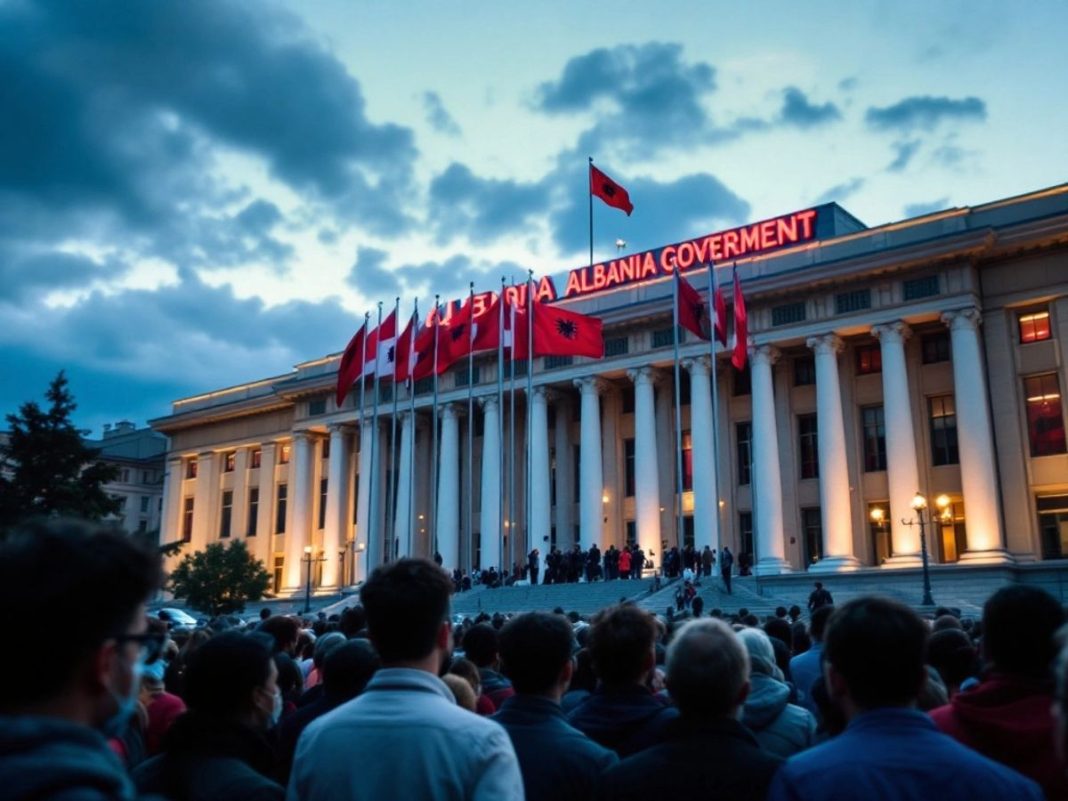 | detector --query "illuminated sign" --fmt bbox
[562,207,818,298]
